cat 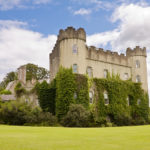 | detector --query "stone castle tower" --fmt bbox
[49,27,148,92]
